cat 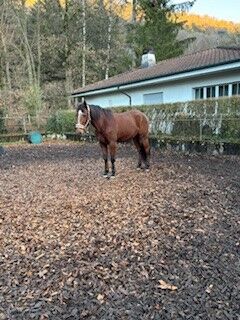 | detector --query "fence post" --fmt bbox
[28,114,31,131]
[23,117,27,133]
